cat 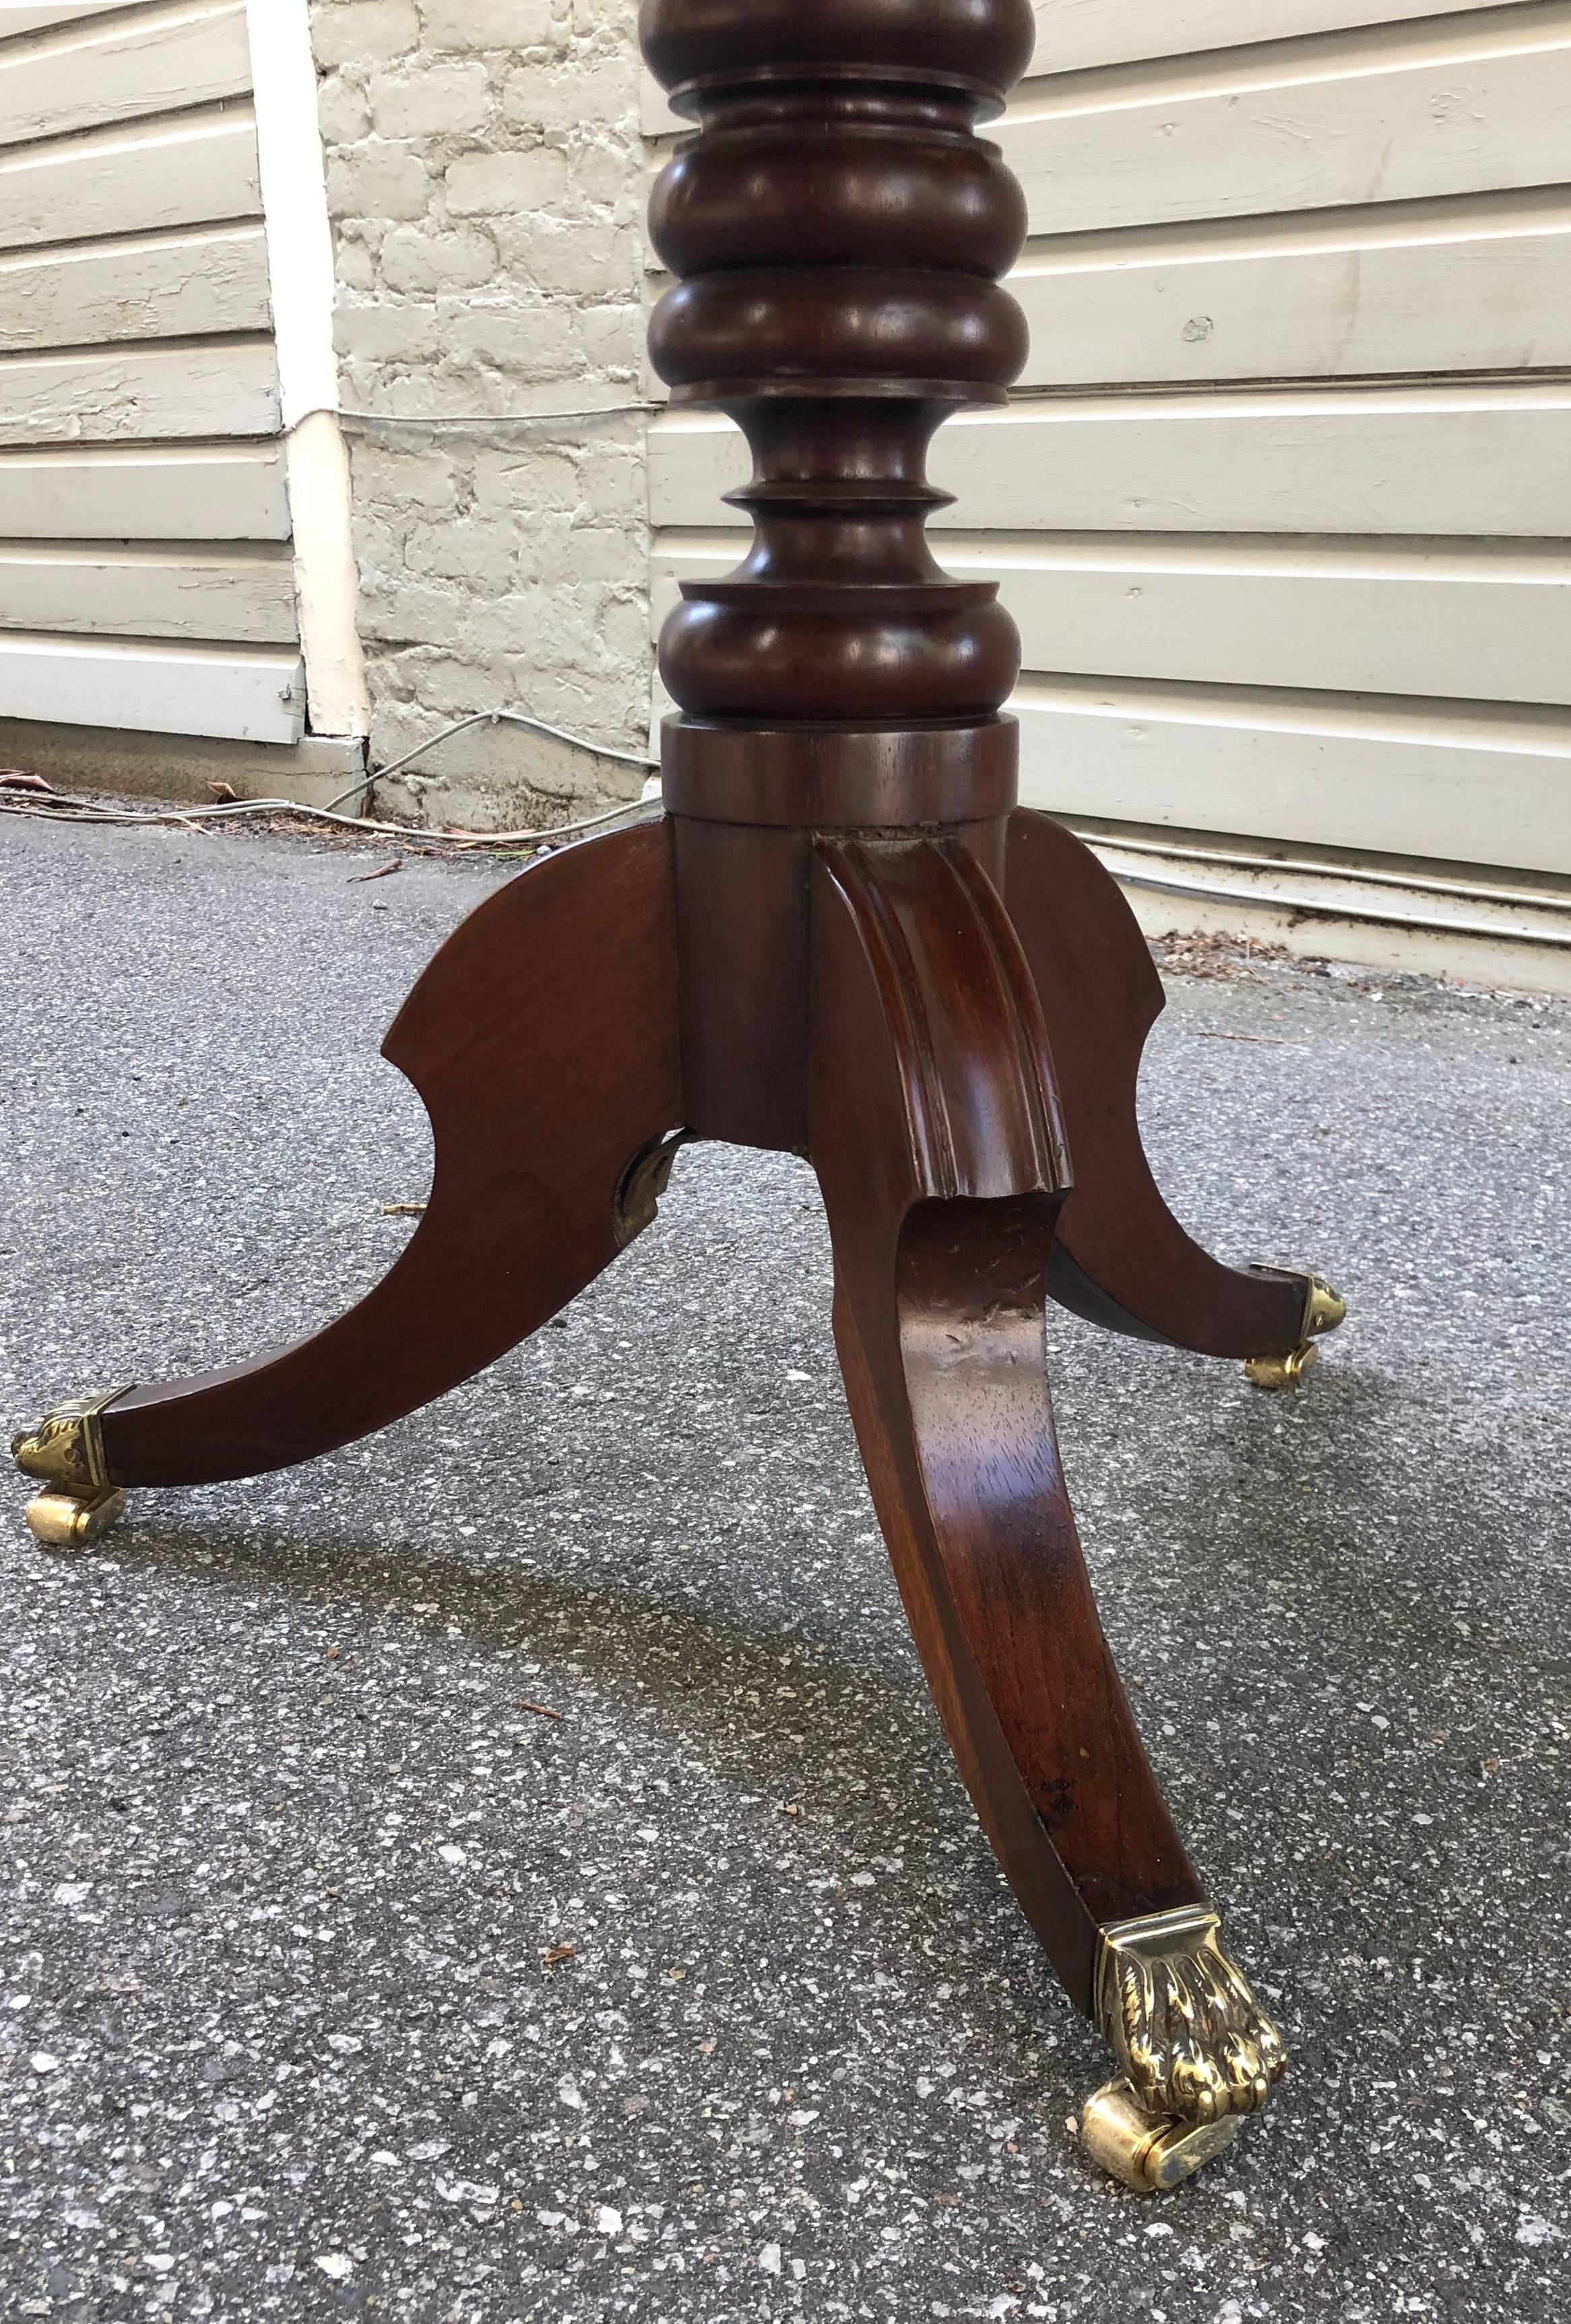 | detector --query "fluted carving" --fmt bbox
[641,0,1034,730]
